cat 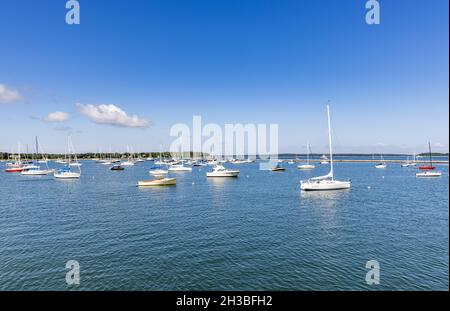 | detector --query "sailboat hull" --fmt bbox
[416,171,442,178]
[297,164,315,170]
[300,180,351,191]
[54,172,81,179]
